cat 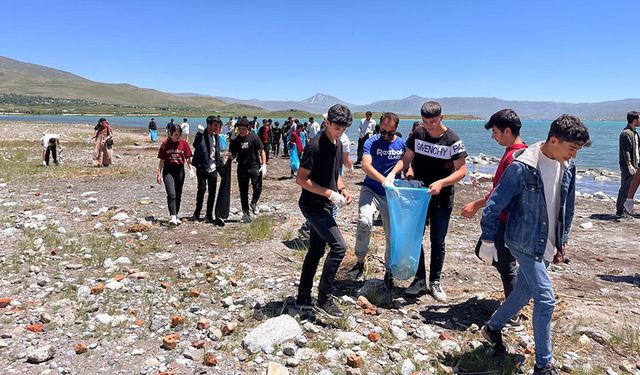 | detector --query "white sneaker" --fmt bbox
[623,198,635,215]
[405,278,427,295]
[429,281,448,302]
[168,215,179,225]
[176,217,182,225]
